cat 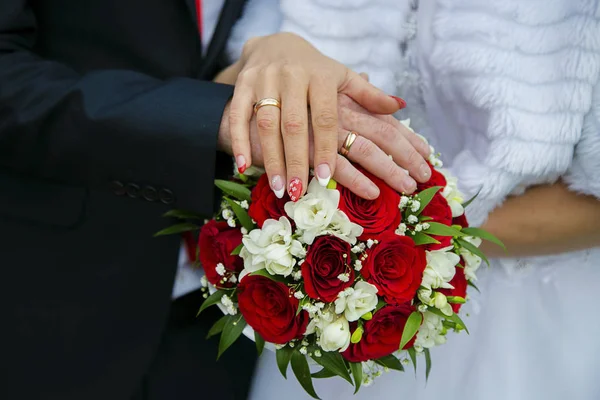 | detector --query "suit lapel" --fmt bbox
[199,0,247,79]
